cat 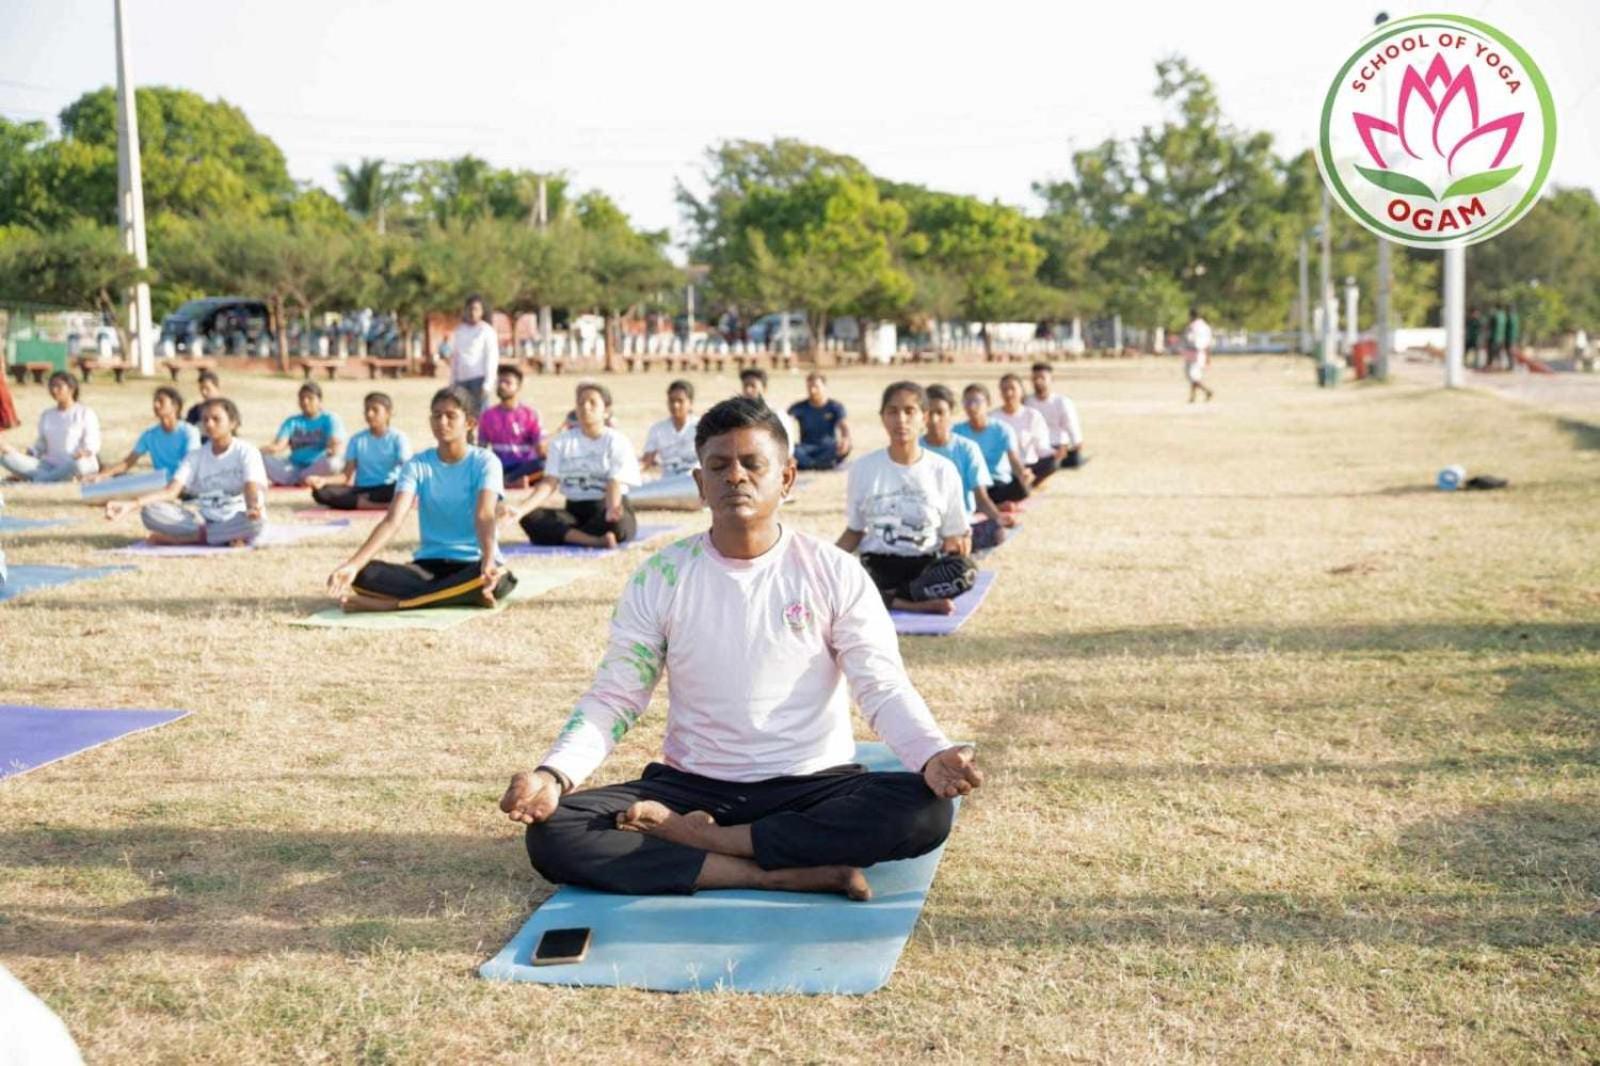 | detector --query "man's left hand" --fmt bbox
[924,745,982,799]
